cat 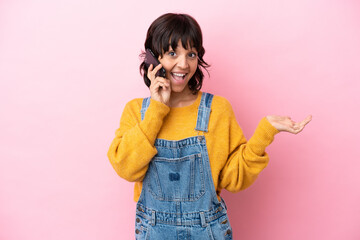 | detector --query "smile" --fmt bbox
[171,72,187,84]
[172,73,186,77]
